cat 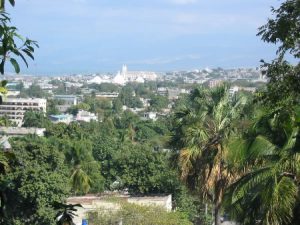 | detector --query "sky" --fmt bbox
[5,0,281,75]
